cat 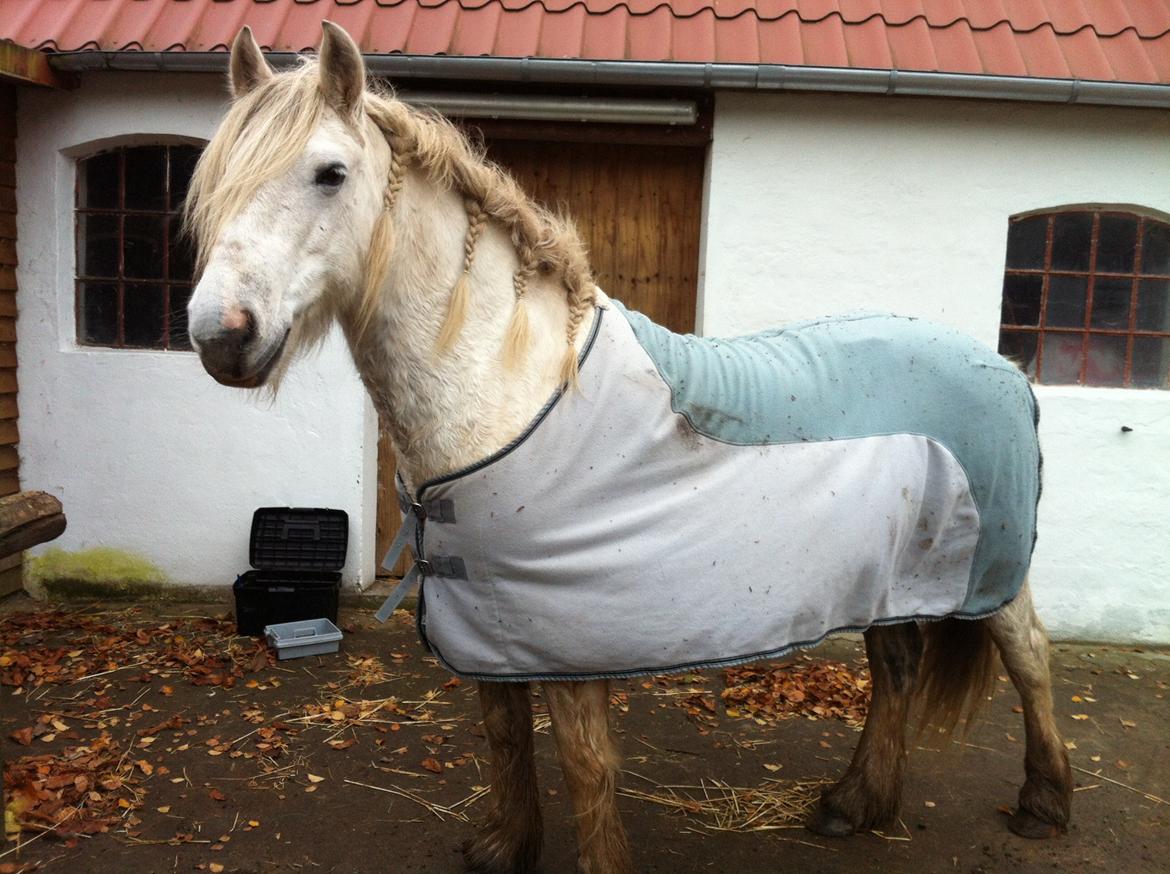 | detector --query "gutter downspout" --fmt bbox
[47,51,1170,109]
